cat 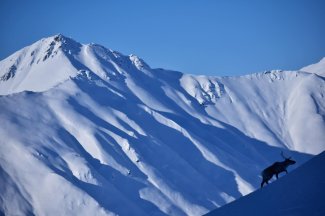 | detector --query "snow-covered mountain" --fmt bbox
[0,34,324,216]
[301,57,325,77]
[205,151,325,216]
